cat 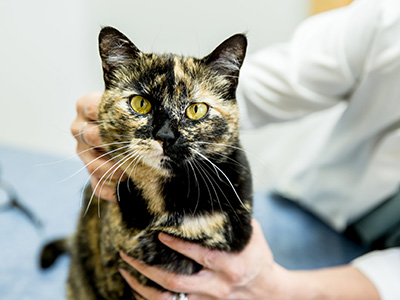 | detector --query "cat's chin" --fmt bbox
[139,153,175,171]
[151,154,187,170]
[140,154,163,169]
